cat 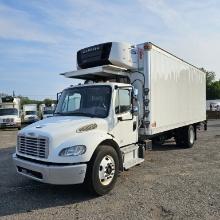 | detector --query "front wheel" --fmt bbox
[85,145,119,196]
